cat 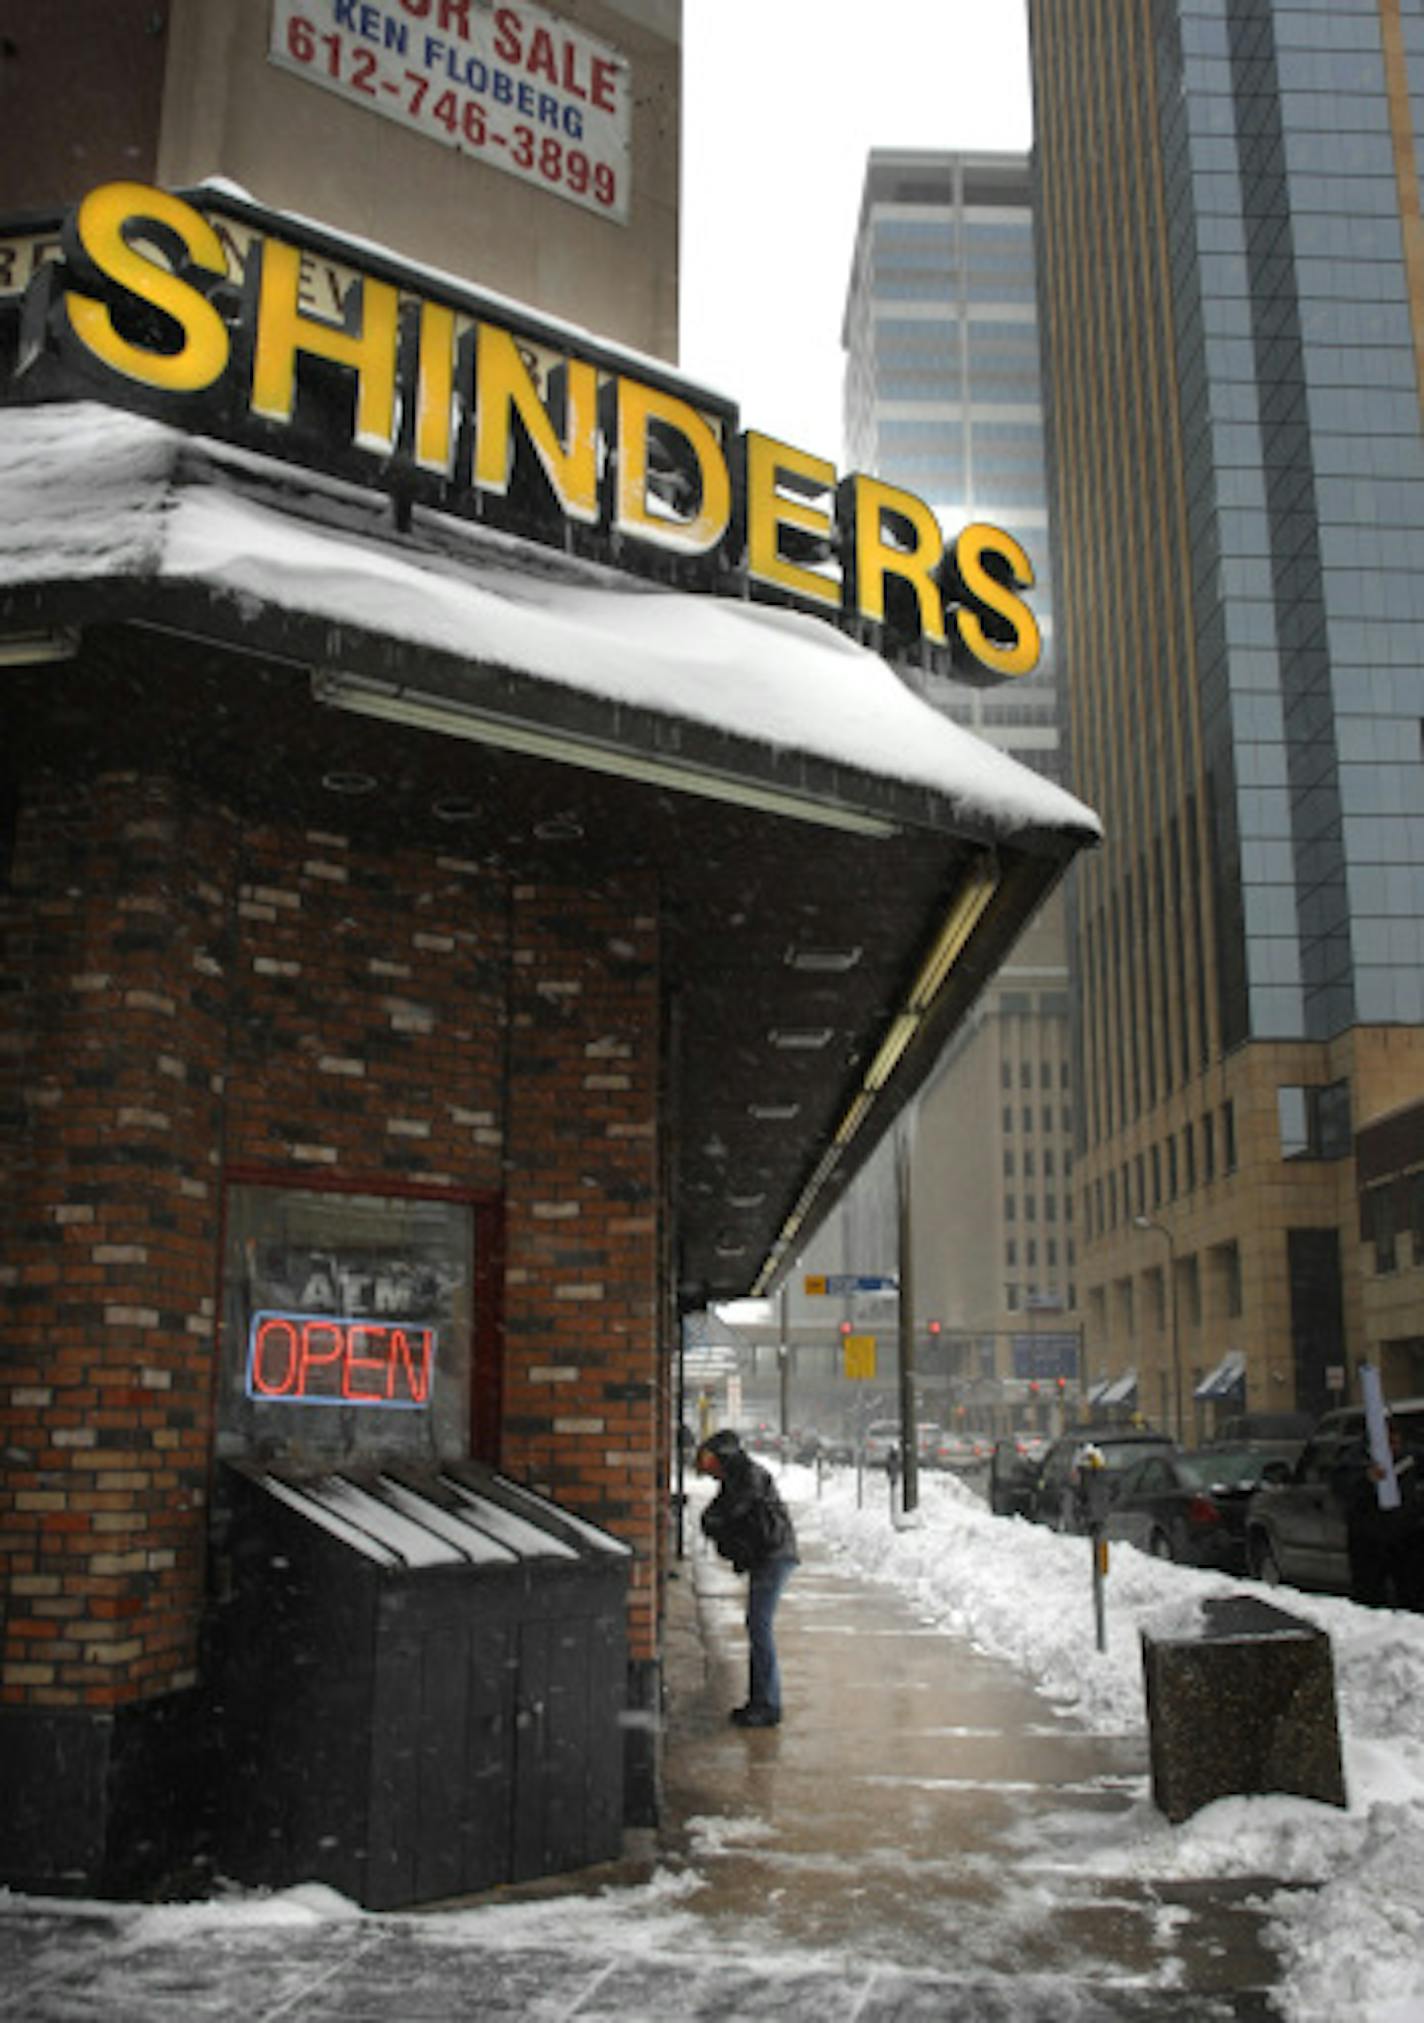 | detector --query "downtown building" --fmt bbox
[734,151,1081,1448]
[1028,0,1424,1435]
[0,3,1095,1897]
